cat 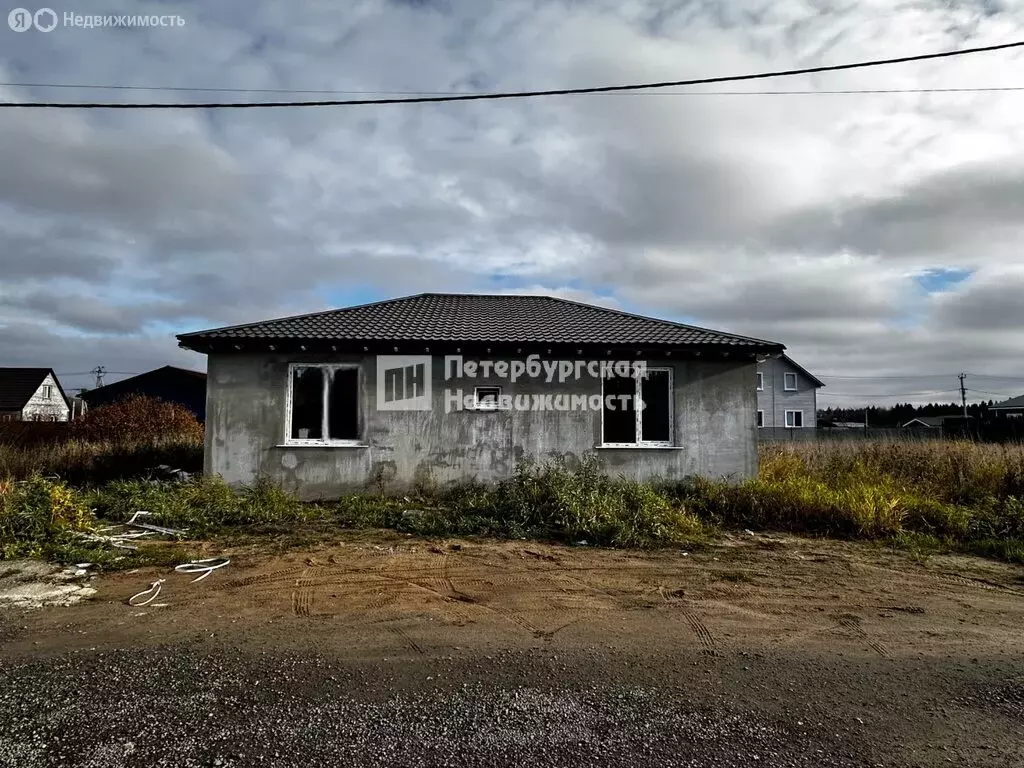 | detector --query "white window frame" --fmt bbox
[756,372,763,391]
[473,385,502,411]
[757,410,764,428]
[600,367,673,448]
[39,384,53,400]
[284,363,363,446]
[785,410,804,429]
[784,372,798,391]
